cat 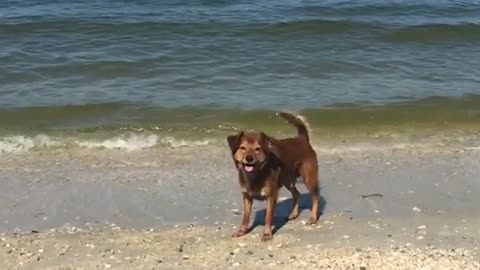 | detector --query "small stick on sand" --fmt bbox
[361,193,384,199]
